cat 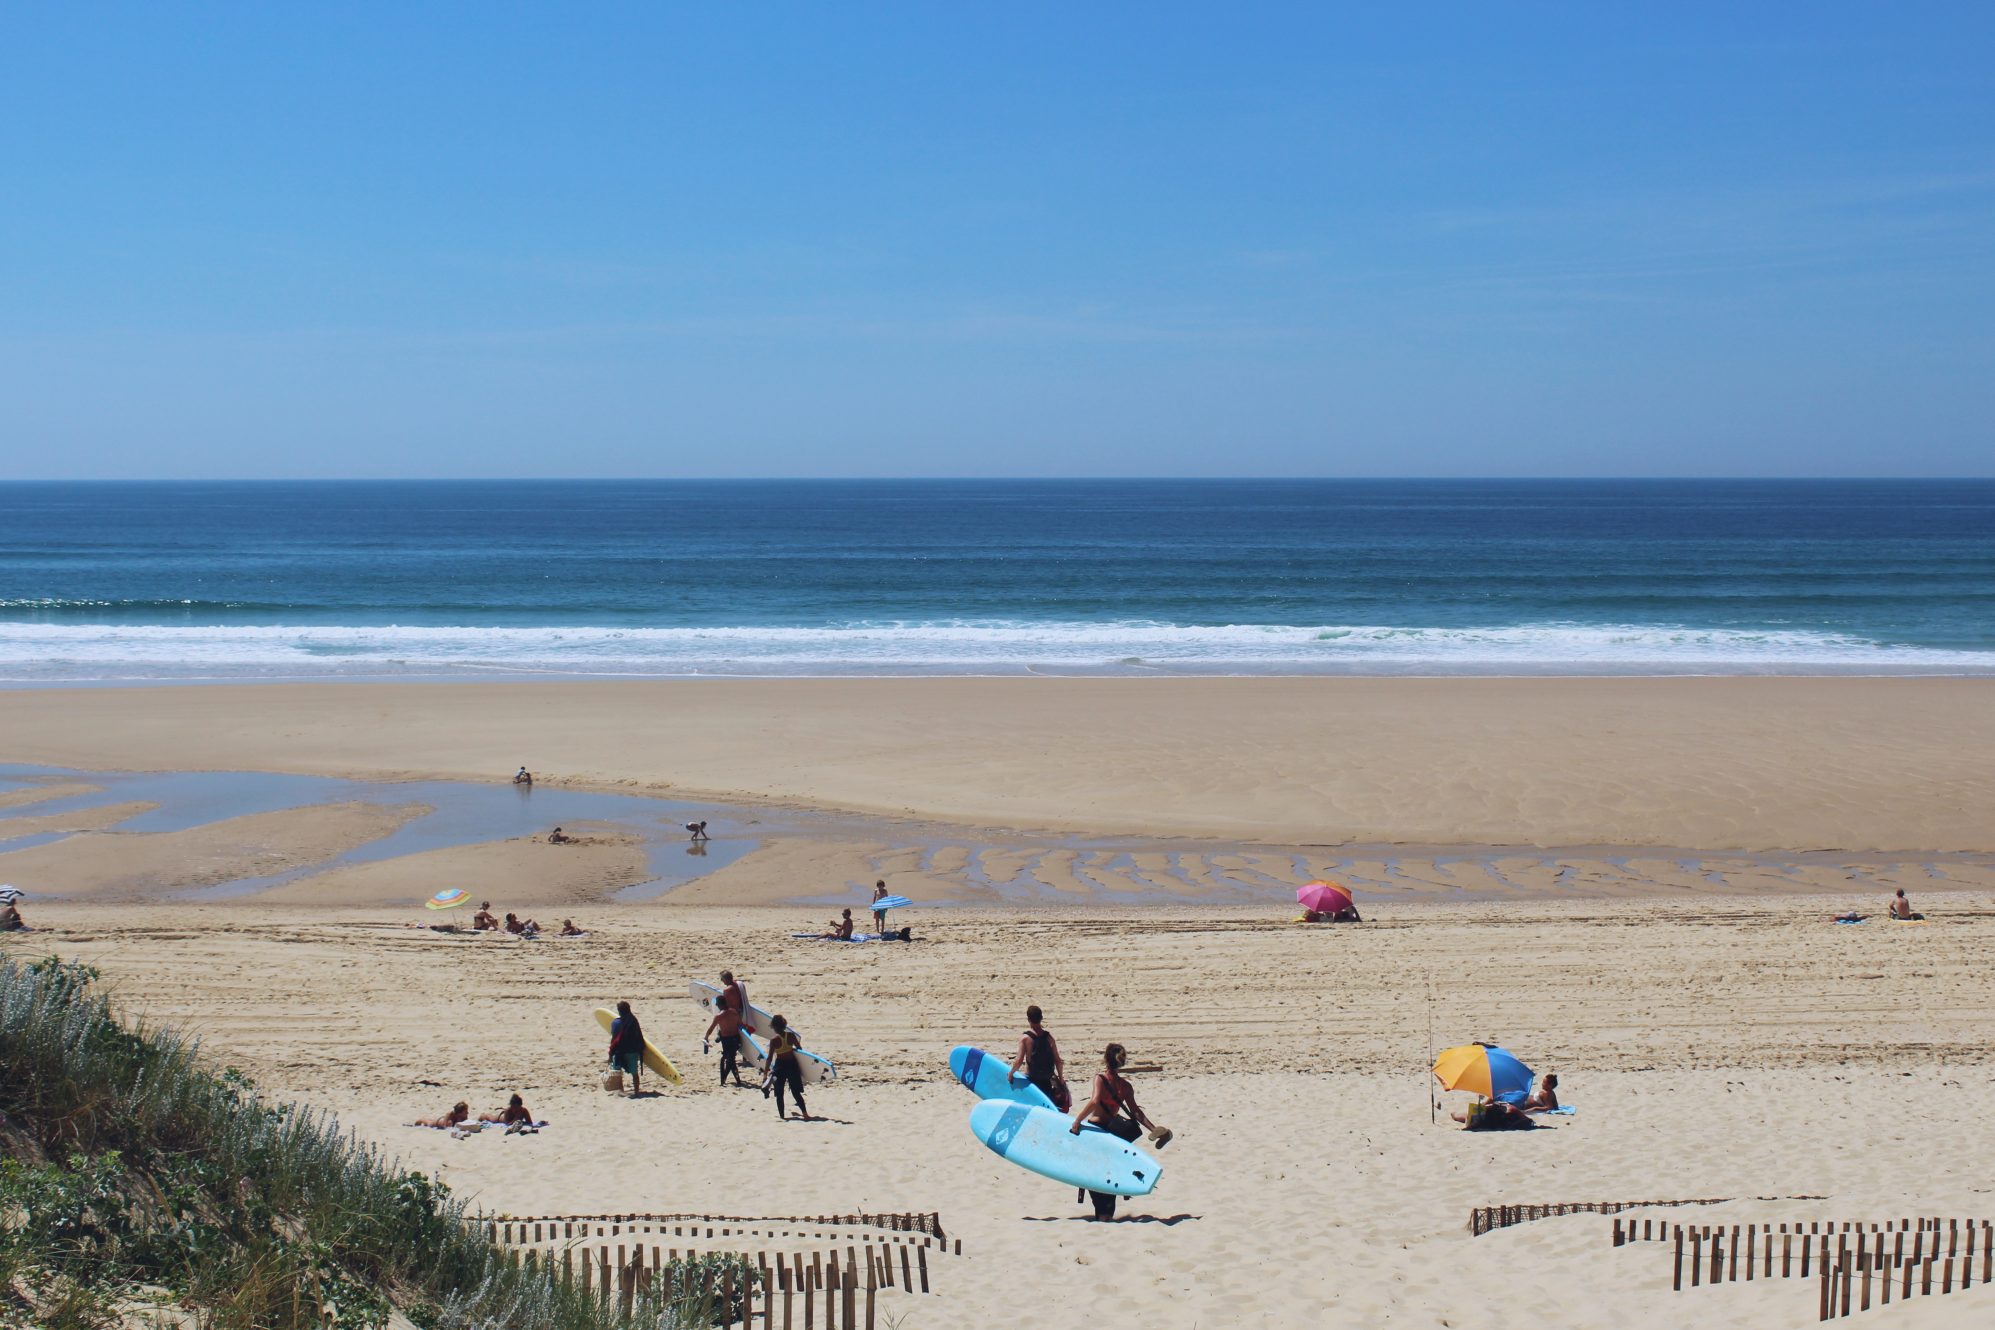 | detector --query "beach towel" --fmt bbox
[1541,1105,1577,1115]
